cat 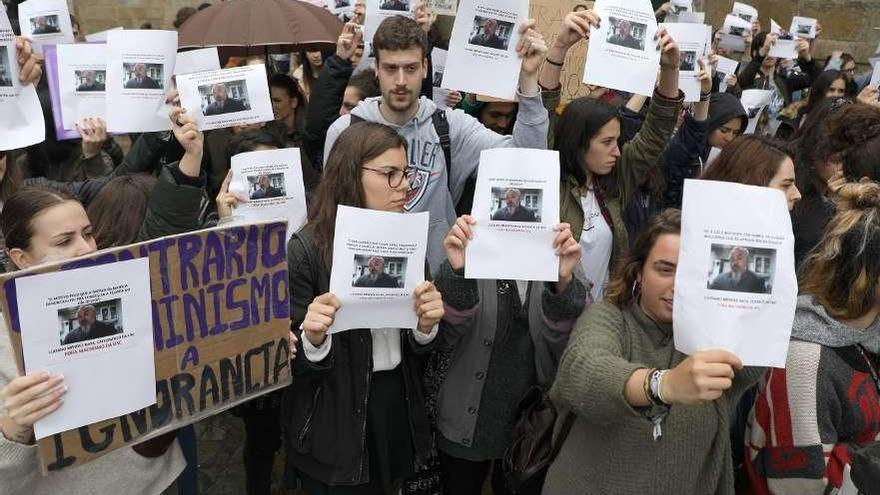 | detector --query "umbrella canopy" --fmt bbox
[178,0,343,57]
